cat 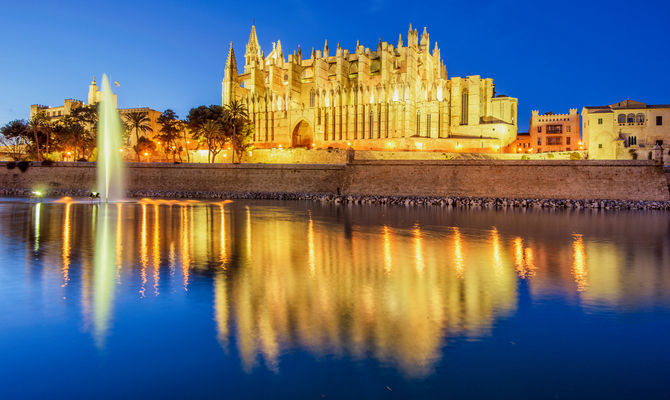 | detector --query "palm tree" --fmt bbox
[224,100,249,163]
[123,111,154,161]
[28,111,49,161]
[155,109,181,162]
